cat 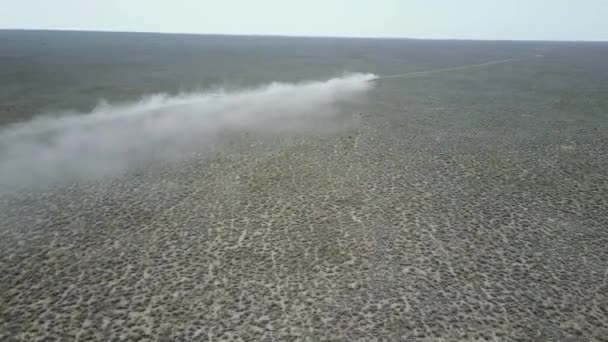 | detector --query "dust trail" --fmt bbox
[371,57,531,81]
[0,73,376,188]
